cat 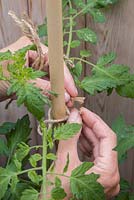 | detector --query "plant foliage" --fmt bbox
[1,0,134,200]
